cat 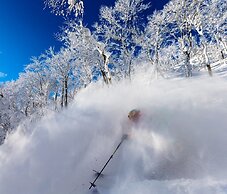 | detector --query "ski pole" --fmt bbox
[89,134,128,189]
